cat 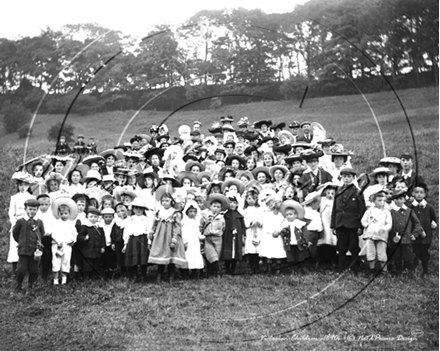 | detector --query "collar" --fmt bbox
[412,199,427,208]
[391,203,407,211]
[402,169,413,178]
